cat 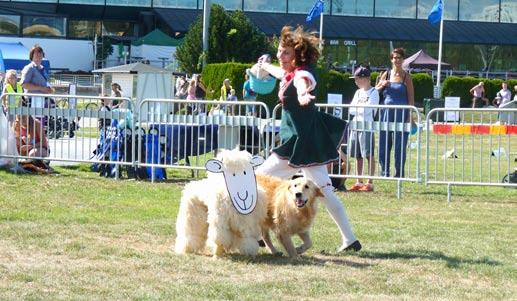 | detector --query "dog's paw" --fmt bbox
[296,246,307,255]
